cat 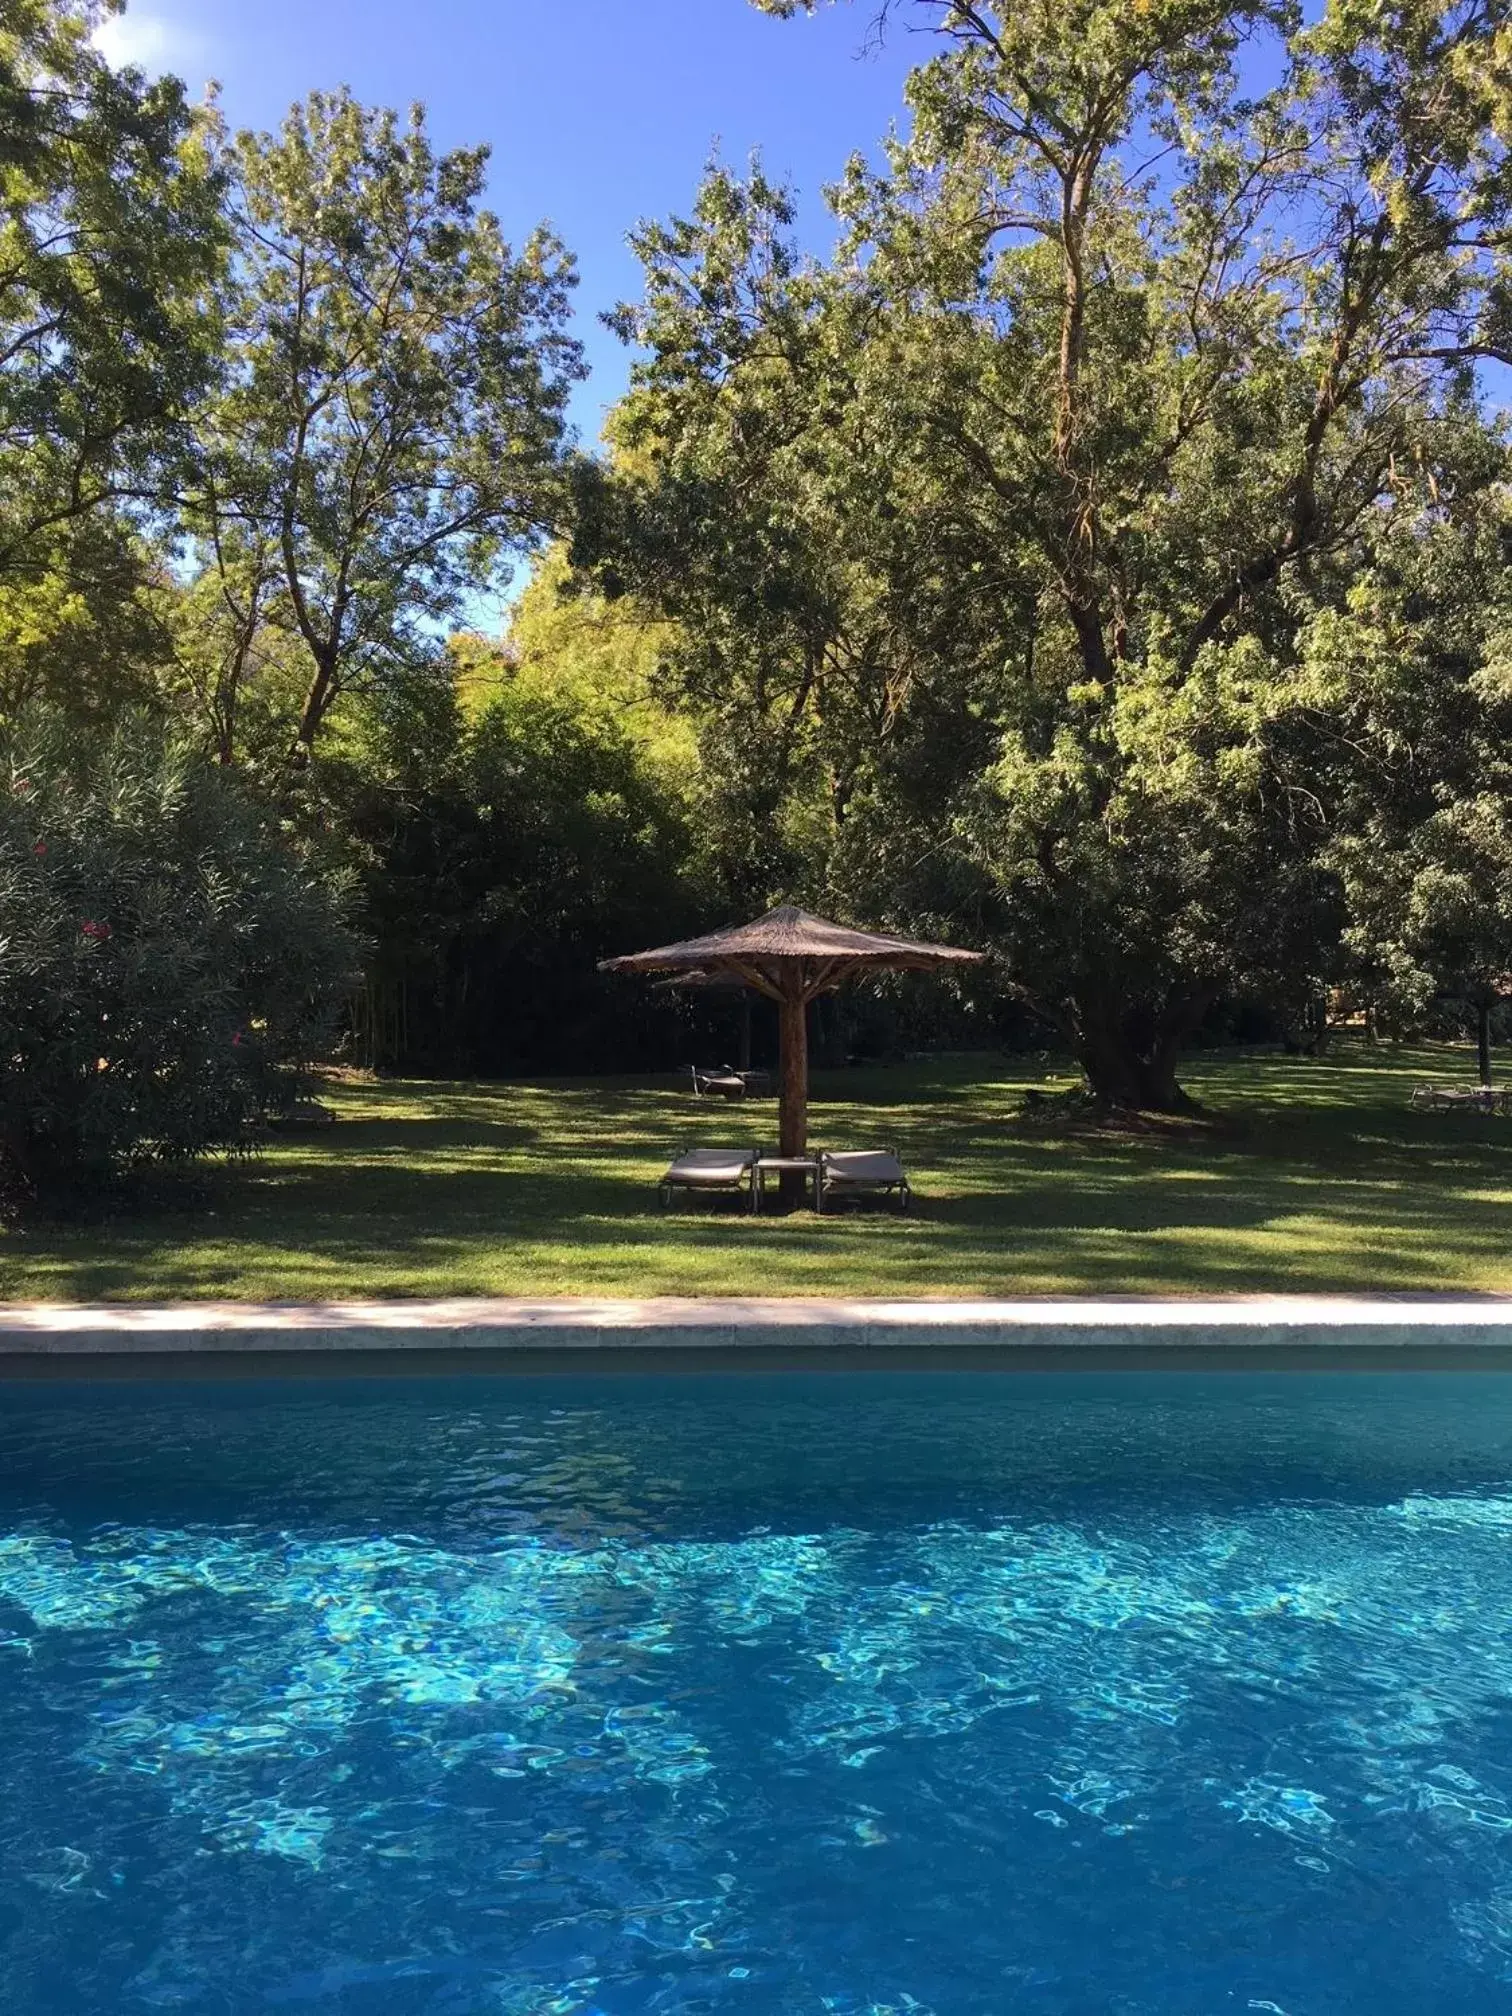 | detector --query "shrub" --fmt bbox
[0,724,356,1214]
